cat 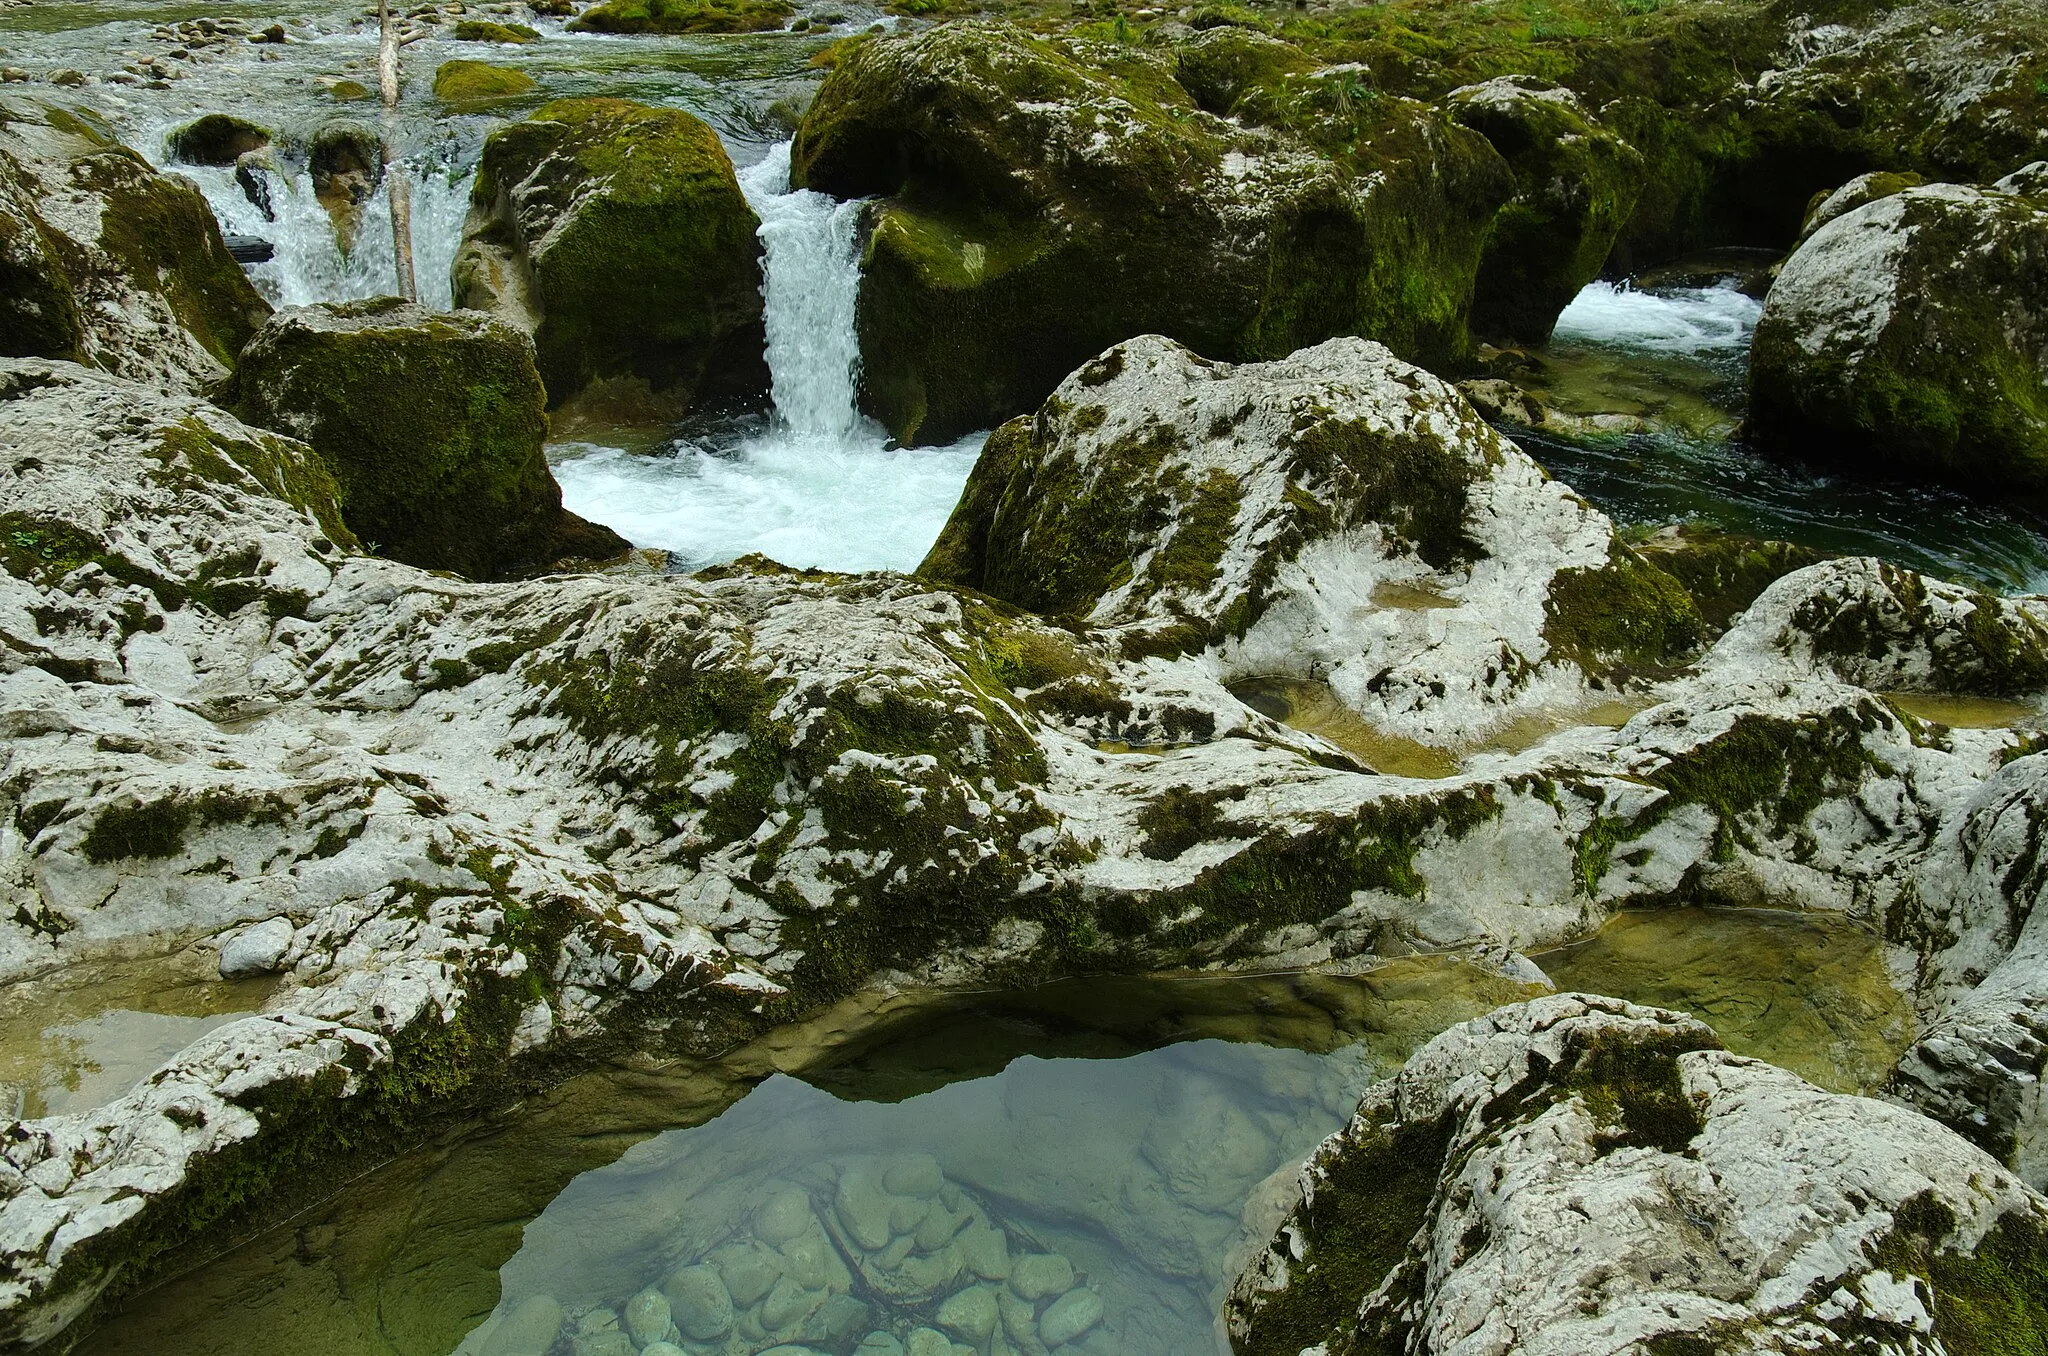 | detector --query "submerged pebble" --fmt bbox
[1008,1252,1073,1301]
[662,1264,733,1340]
[1038,1287,1104,1346]
[482,1293,561,1356]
